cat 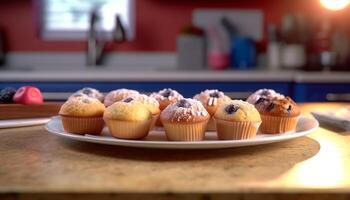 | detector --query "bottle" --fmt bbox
[267,24,281,70]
